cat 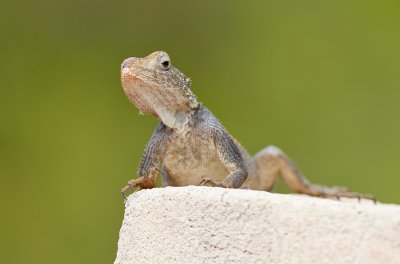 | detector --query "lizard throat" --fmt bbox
[157,103,198,133]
